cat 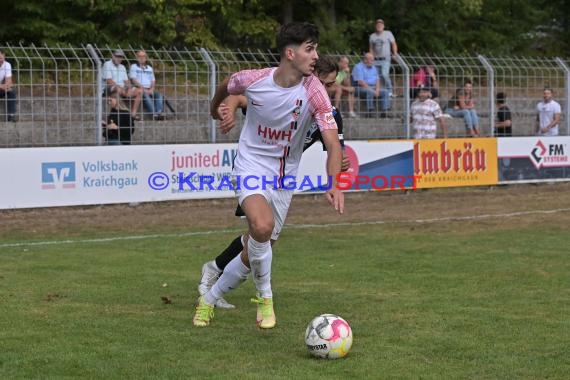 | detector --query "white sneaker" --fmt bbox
[198,260,221,296]
[348,111,359,118]
[215,298,236,309]
[197,260,236,309]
